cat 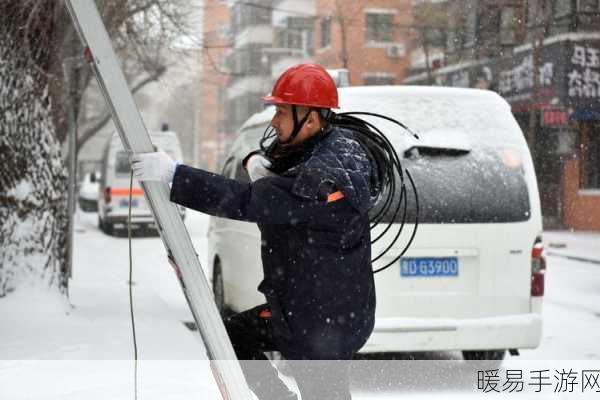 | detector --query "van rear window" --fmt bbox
[374,148,531,223]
